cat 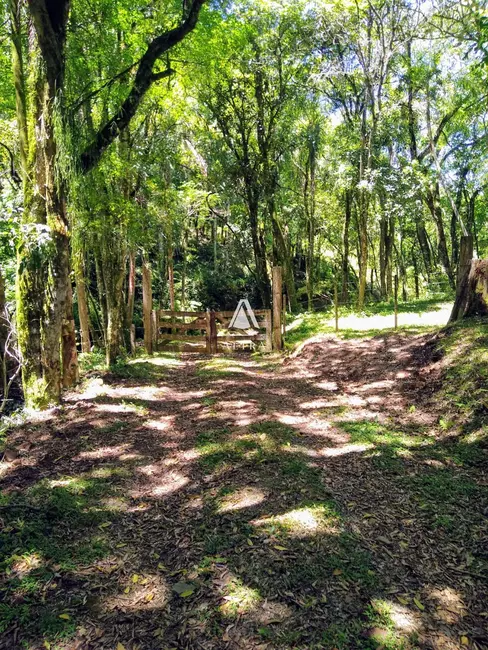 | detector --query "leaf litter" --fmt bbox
[0,333,487,649]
